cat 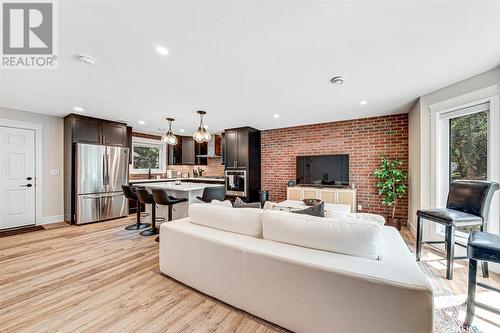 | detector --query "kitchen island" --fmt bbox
[131,181,225,221]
